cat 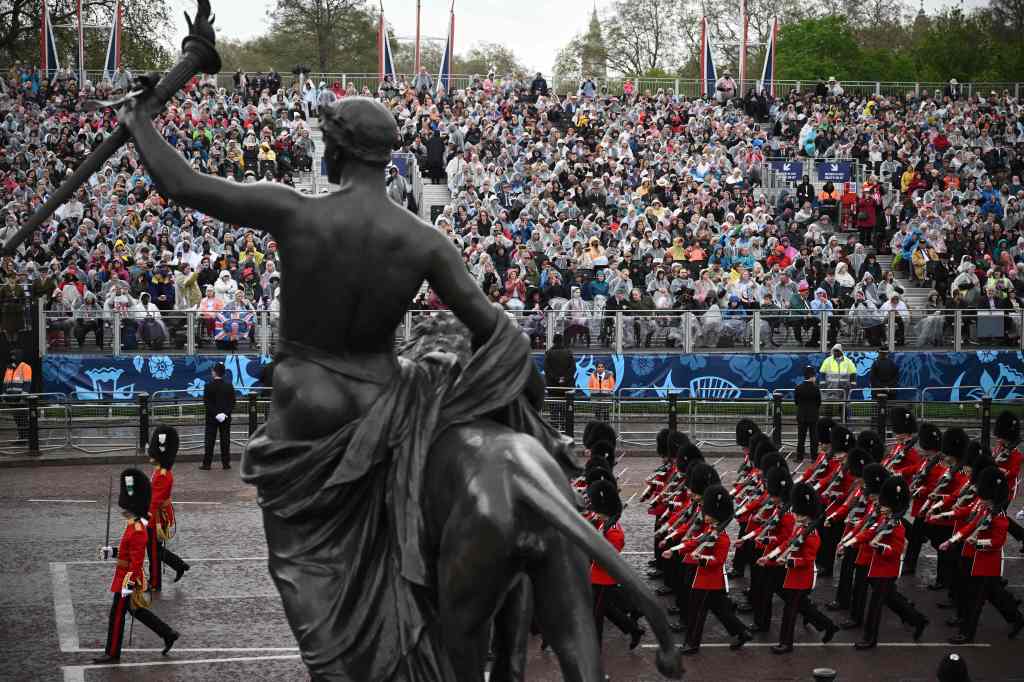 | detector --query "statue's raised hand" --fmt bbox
[184,0,216,45]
